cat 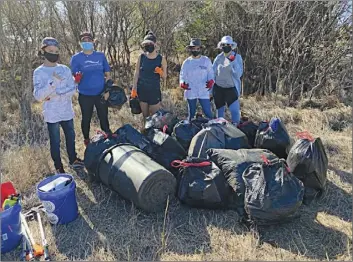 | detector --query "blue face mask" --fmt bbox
[81,42,94,51]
